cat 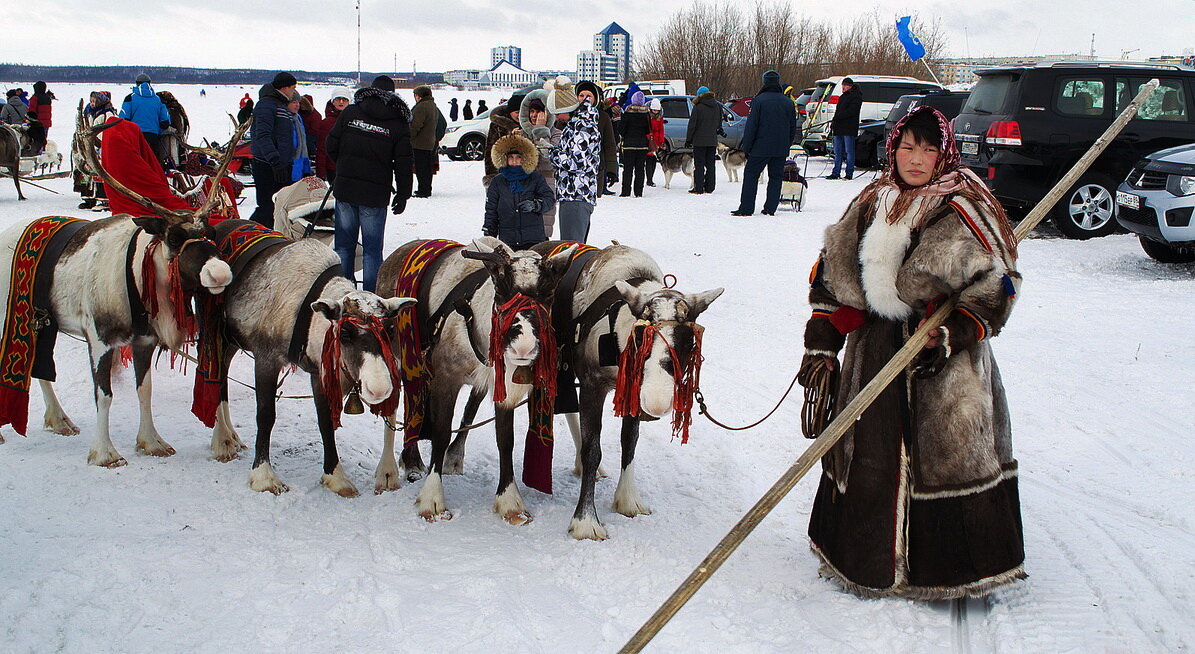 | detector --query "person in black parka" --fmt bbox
[618,91,652,197]
[326,75,414,292]
[449,98,459,121]
[463,99,474,121]
[685,85,724,194]
[829,77,863,180]
[484,134,555,250]
[733,70,797,216]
